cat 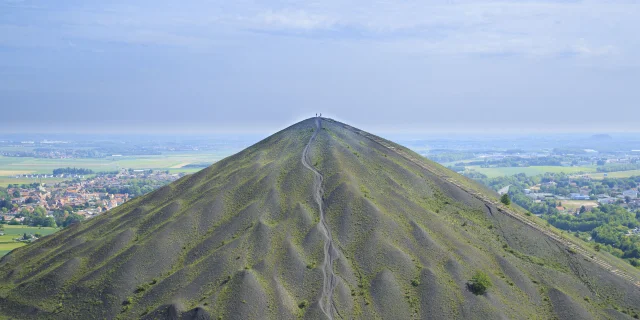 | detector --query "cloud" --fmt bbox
[1,1,639,132]
[572,39,619,57]
[217,1,635,60]
[259,9,336,30]
[0,0,638,60]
